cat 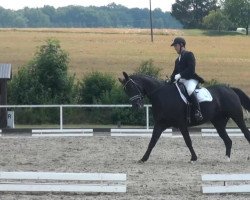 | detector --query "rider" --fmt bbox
[170,37,204,121]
